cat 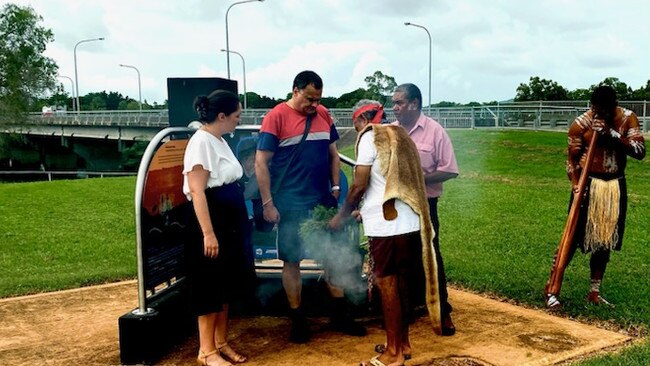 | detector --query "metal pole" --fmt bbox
[538,101,542,130]
[73,37,104,114]
[471,108,476,129]
[405,22,432,109]
[57,75,75,111]
[119,64,143,111]
[221,49,247,109]
[643,100,648,132]
[225,0,264,80]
